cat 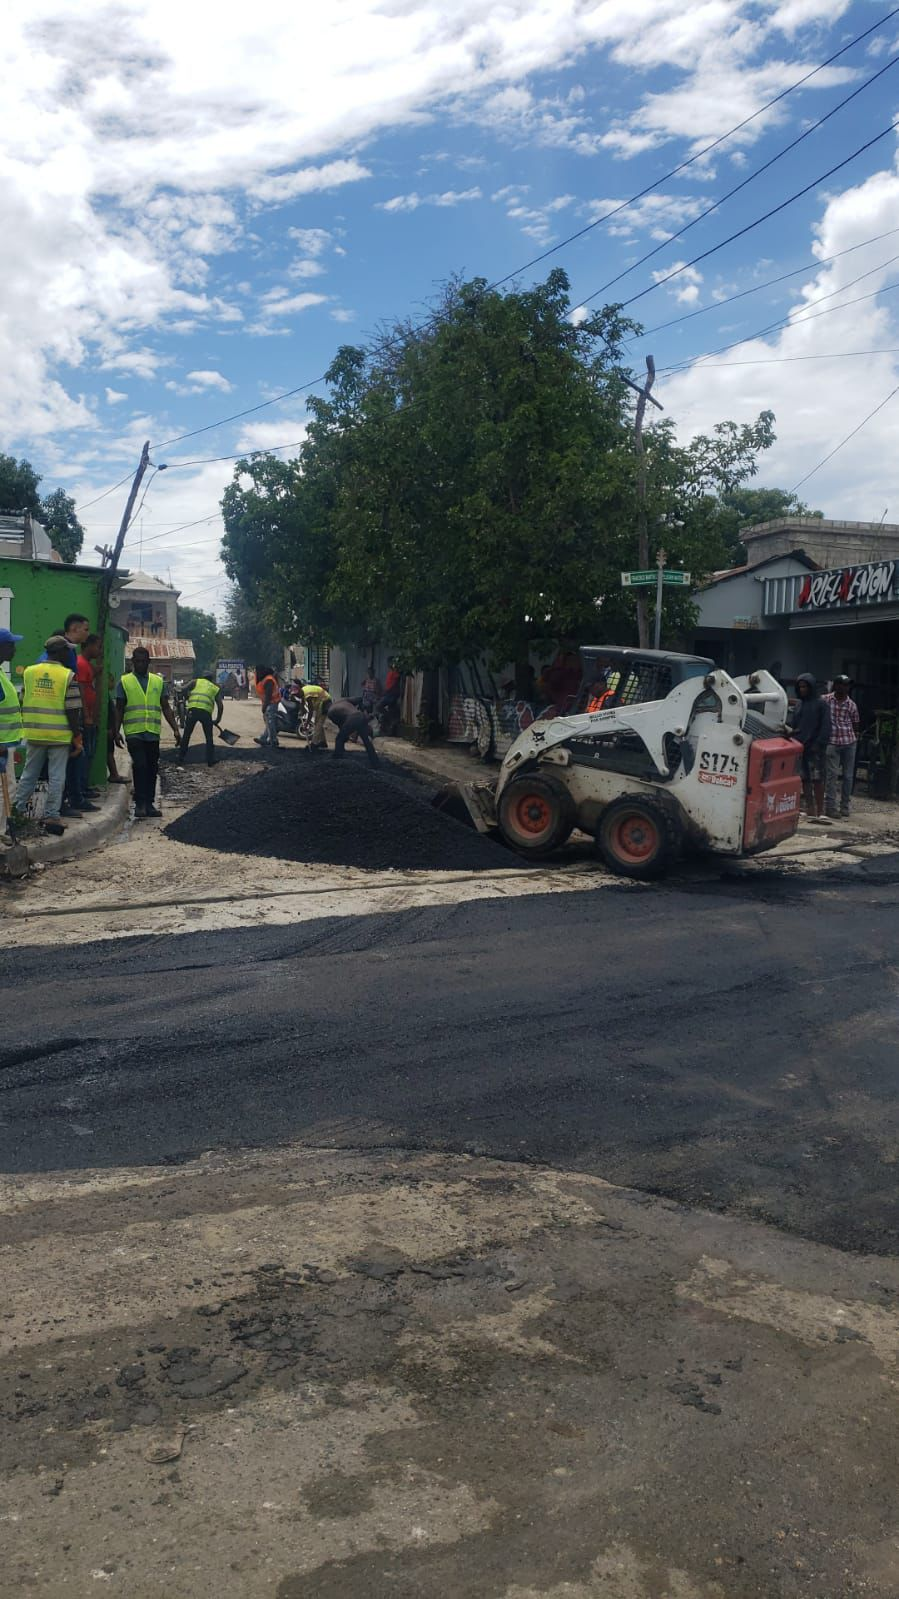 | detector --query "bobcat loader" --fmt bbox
[449,647,802,878]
